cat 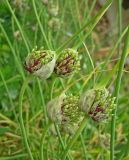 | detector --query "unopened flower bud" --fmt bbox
[79,88,116,122]
[47,94,84,134]
[54,48,80,77]
[24,47,56,79]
